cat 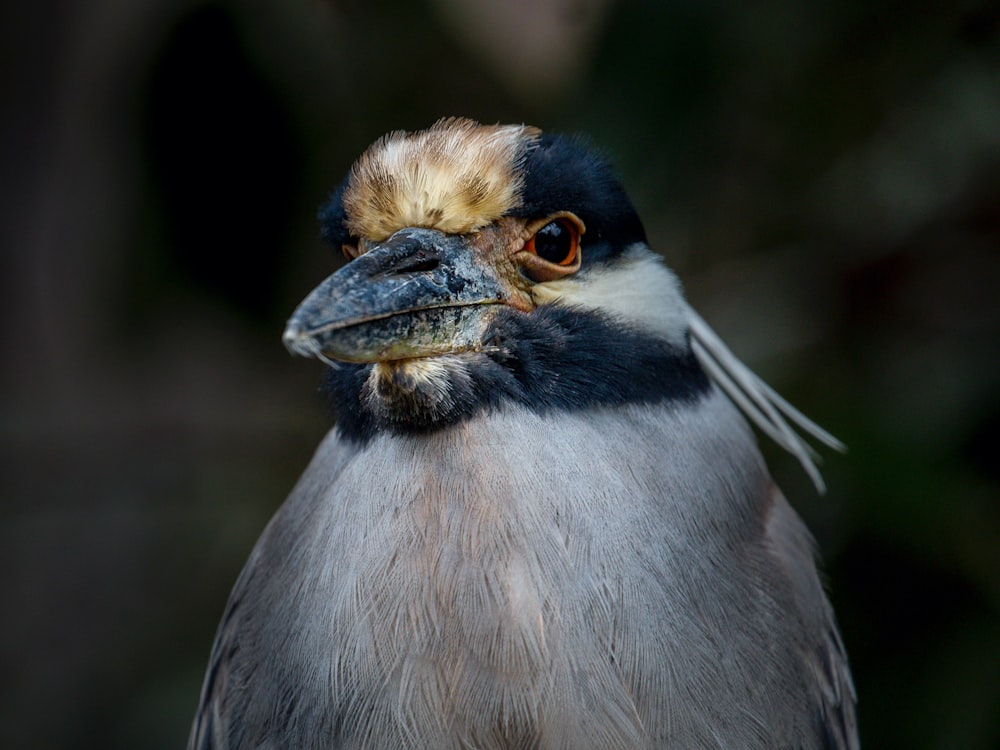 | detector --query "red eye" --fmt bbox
[525,218,579,266]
